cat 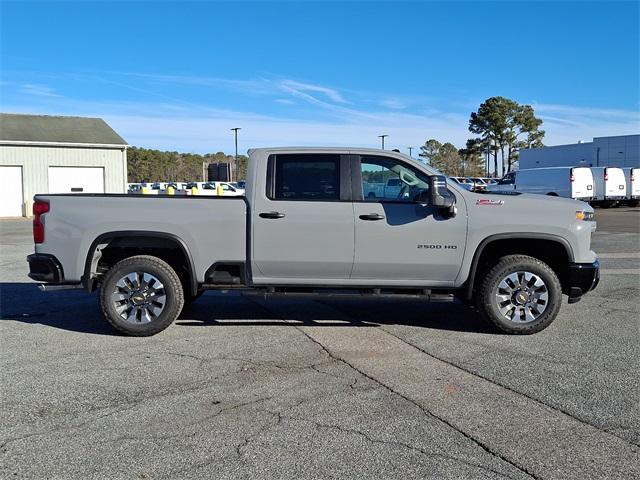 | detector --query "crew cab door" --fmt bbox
[351,155,467,285]
[251,153,355,283]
